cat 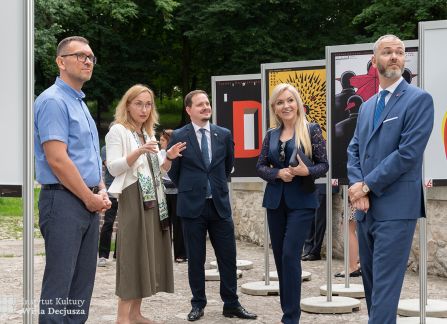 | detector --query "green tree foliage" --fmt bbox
[353,0,447,41]
[34,0,447,130]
